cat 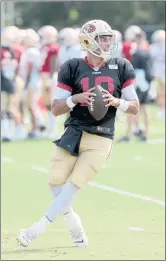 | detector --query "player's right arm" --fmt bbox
[51,60,95,116]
